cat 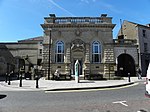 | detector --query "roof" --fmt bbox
[124,20,150,29]
[18,36,43,43]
